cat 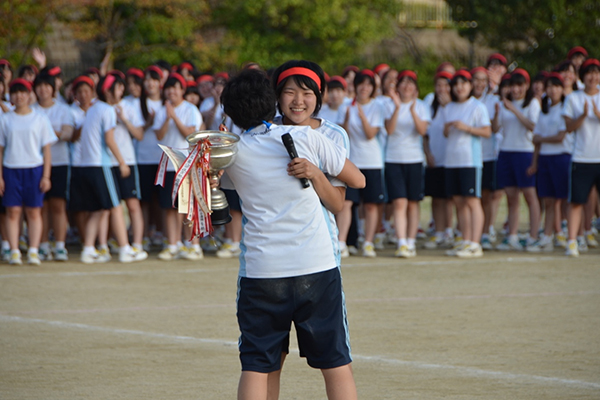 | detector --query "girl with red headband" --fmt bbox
[423,71,454,250]
[343,69,387,257]
[493,68,542,252]
[442,70,492,258]
[77,75,148,264]
[32,70,75,262]
[153,73,204,261]
[470,66,503,250]
[124,68,144,104]
[0,79,56,265]
[319,76,348,125]
[384,70,431,258]
[528,73,571,252]
[563,58,600,257]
